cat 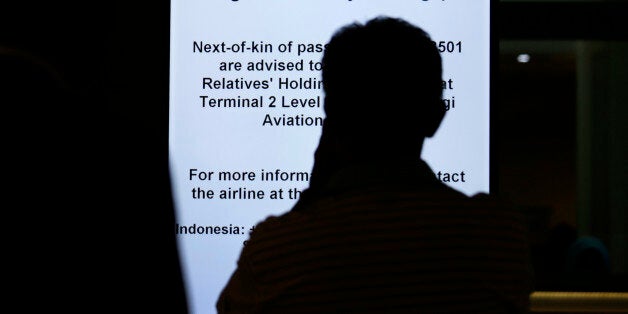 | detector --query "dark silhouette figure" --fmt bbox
[217,17,533,313]
[3,3,188,312]
[537,222,611,291]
